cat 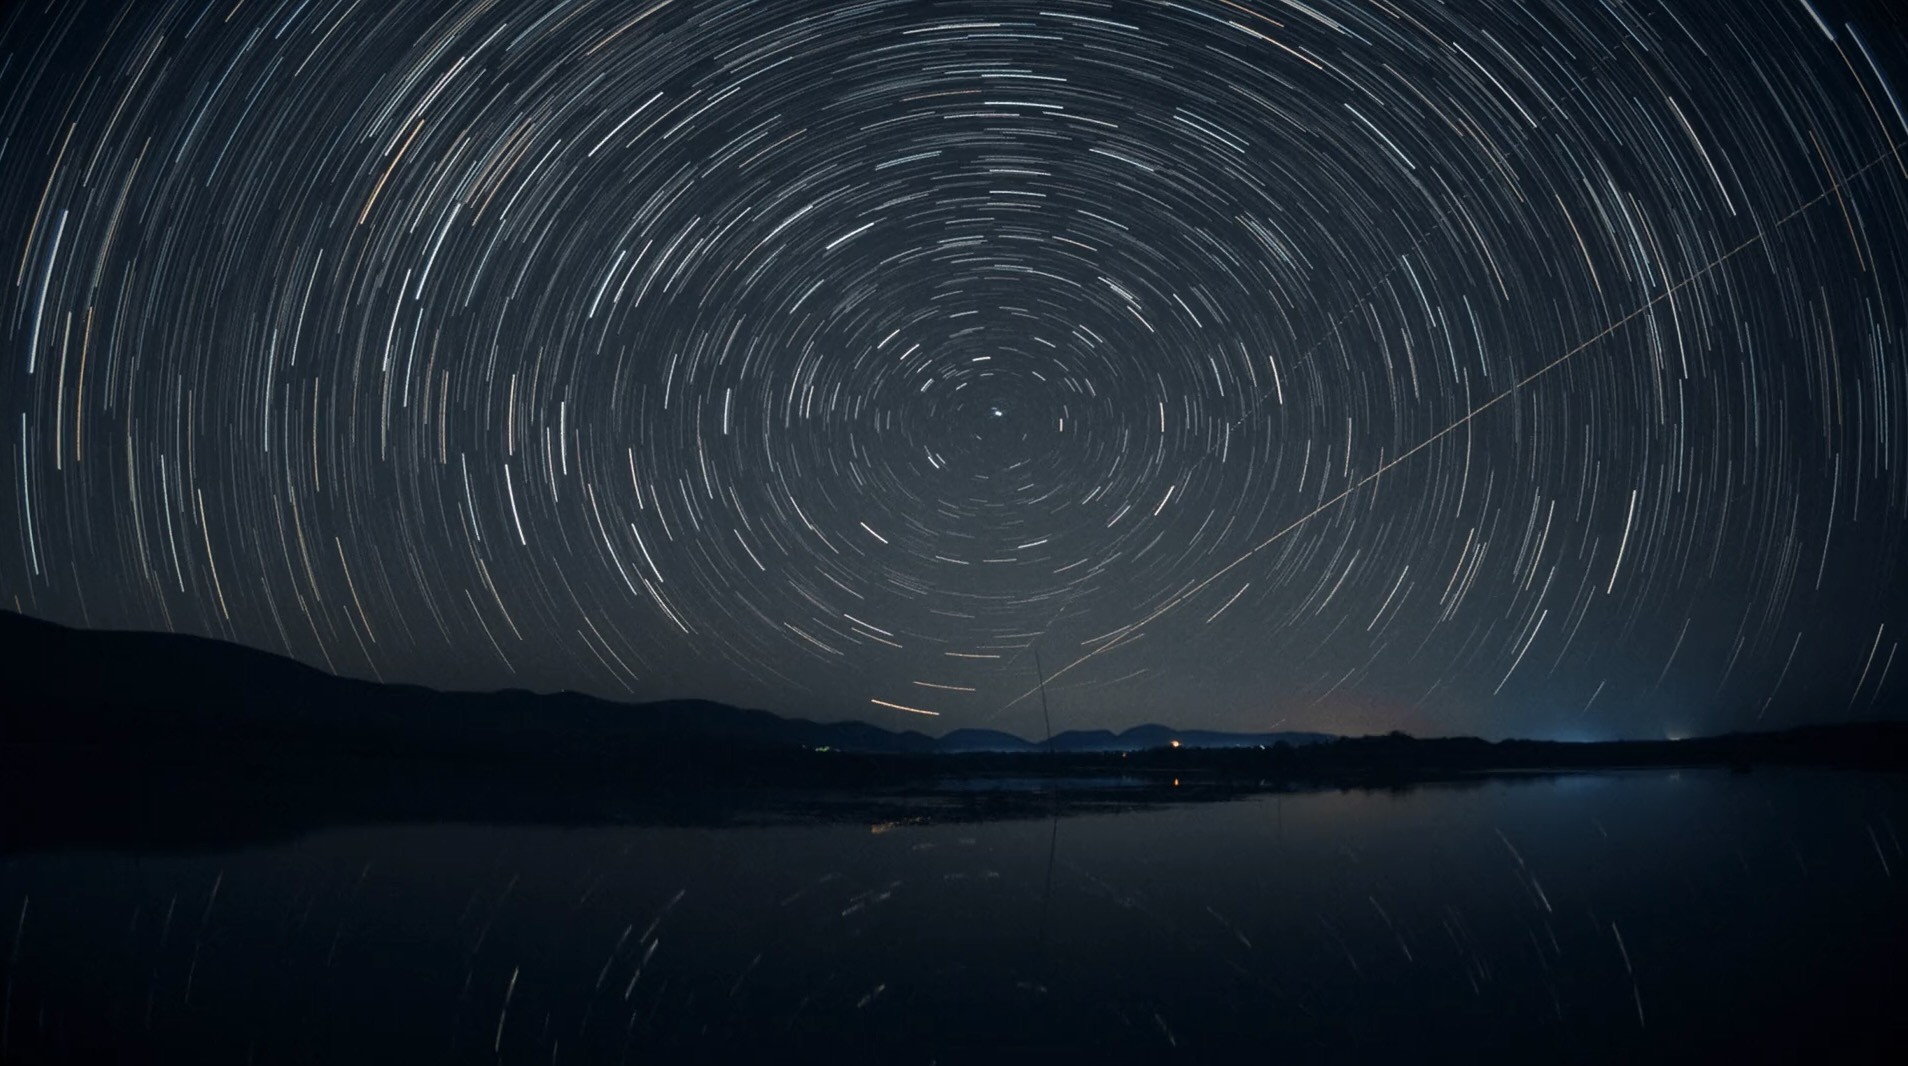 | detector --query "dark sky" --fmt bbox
[3,0,1906,741]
